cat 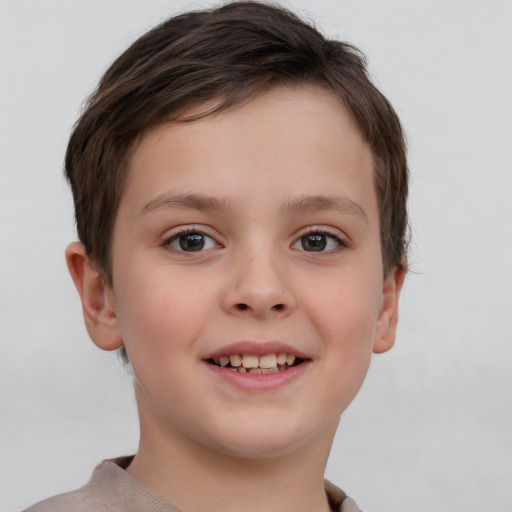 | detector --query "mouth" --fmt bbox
[206,353,306,374]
